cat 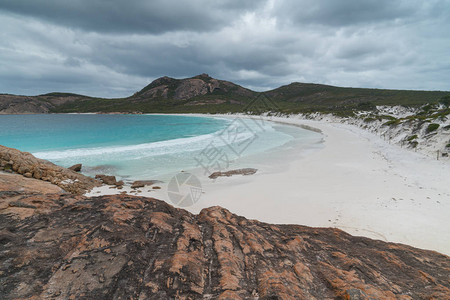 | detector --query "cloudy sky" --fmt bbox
[0,0,449,97]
